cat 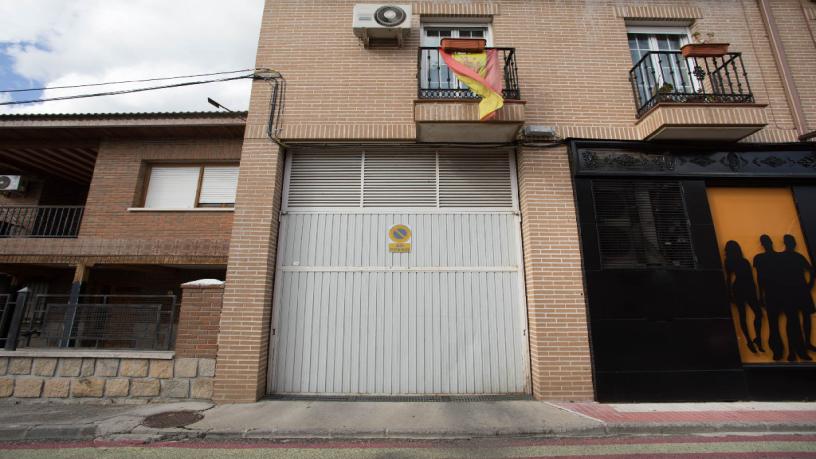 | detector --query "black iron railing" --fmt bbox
[4,293,178,351]
[0,294,13,349]
[629,51,754,118]
[0,206,84,238]
[418,47,520,100]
